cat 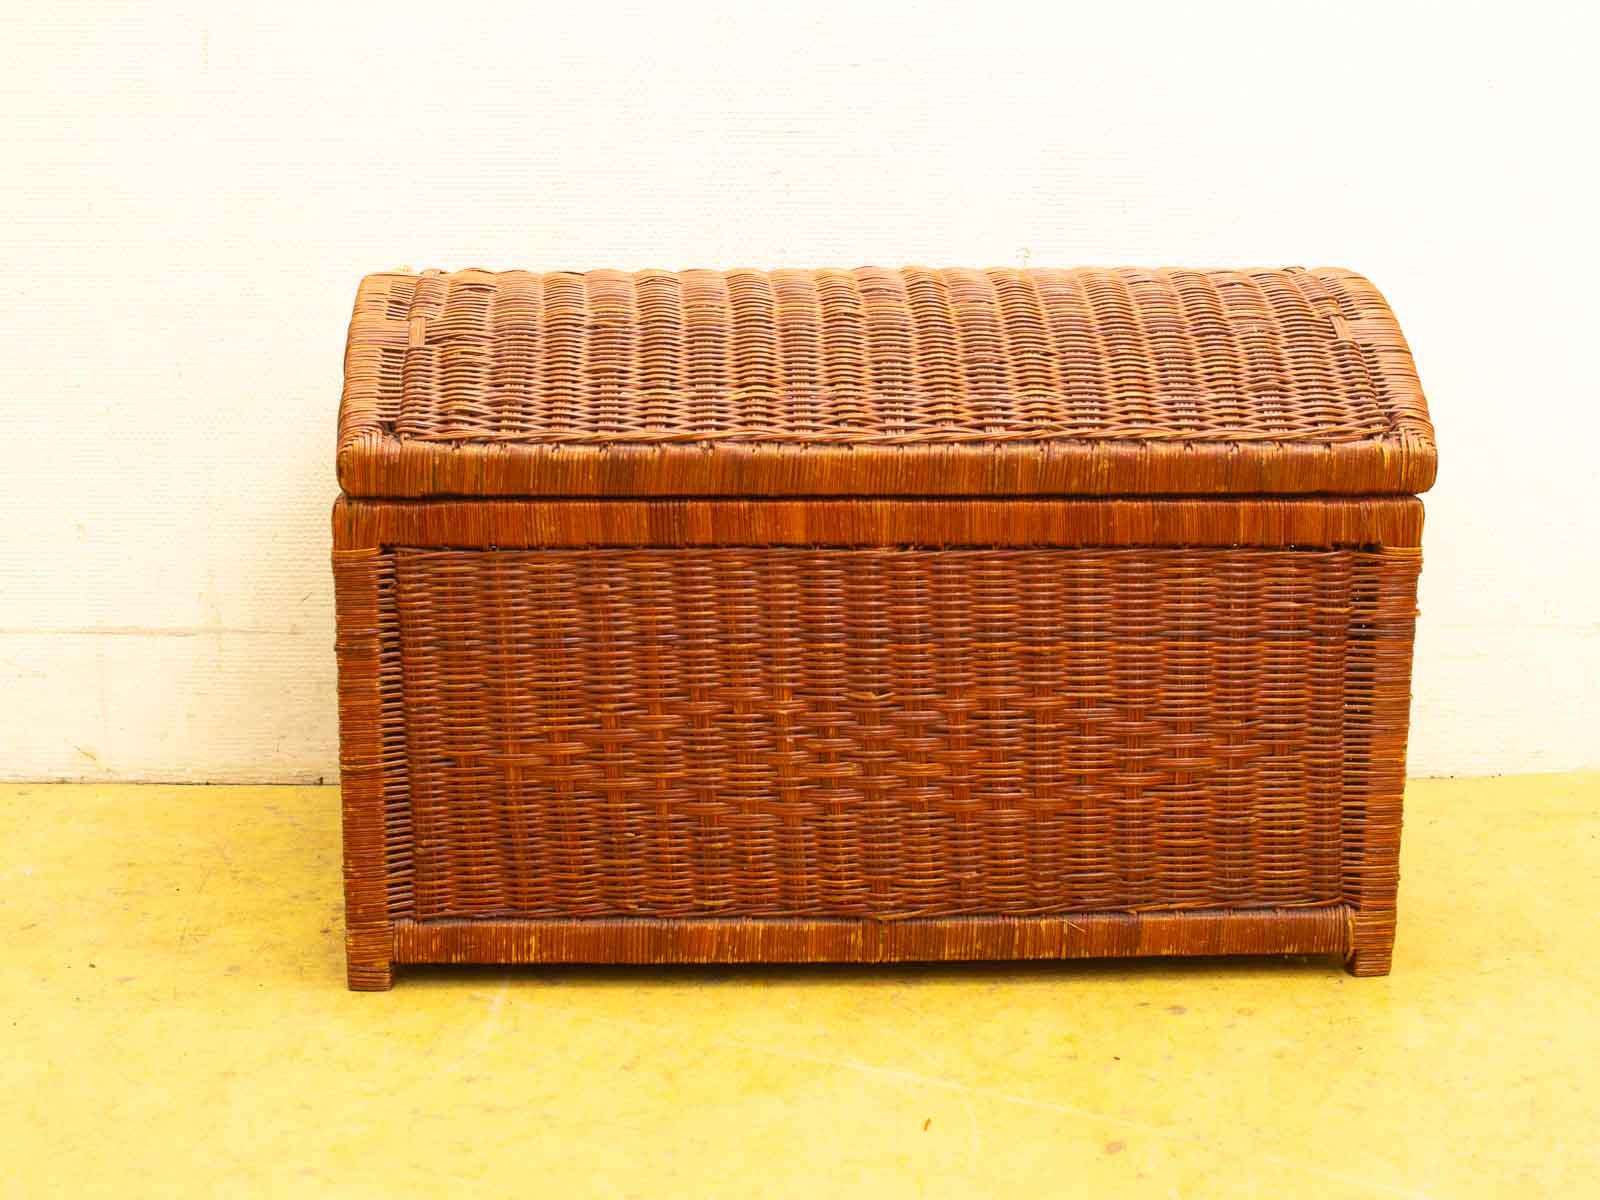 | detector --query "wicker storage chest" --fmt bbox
[333,266,1434,990]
